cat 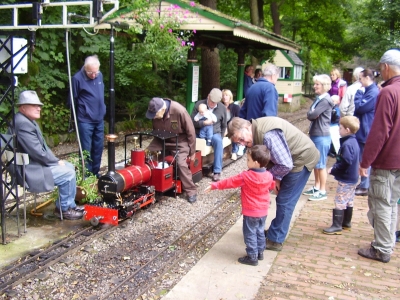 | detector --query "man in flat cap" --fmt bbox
[10,91,83,220]
[191,88,227,181]
[146,97,198,203]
